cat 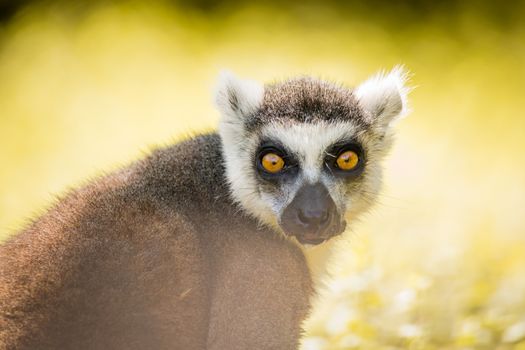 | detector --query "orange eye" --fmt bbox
[336,150,359,171]
[261,153,285,173]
